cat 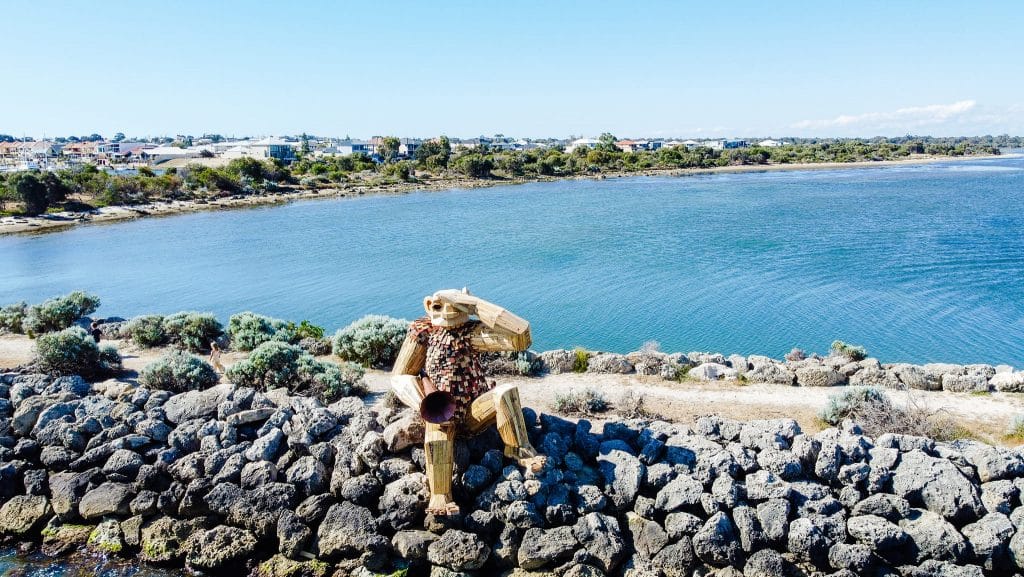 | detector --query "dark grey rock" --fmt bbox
[0,495,51,535]
[317,501,387,559]
[654,473,702,513]
[518,525,578,569]
[892,450,985,524]
[627,512,668,561]
[960,512,1014,571]
[846,514,908,550]
[276,510,312,559]
[391,530,438,561]
[427,529,490,571]
[756,499,790,543]
[79,481,133,519]
[692,512,742,567]
[340,473,383,508]
[285,456,327,496]
[828,543,873,573]
[651,537,696,577]
[183,525,257,571]
[377,473,429,531]
[597,440,645,512]
[573,512,627,574]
